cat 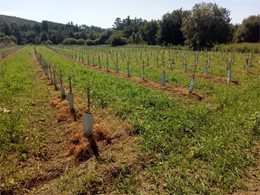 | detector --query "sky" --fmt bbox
[0,0,259,28]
